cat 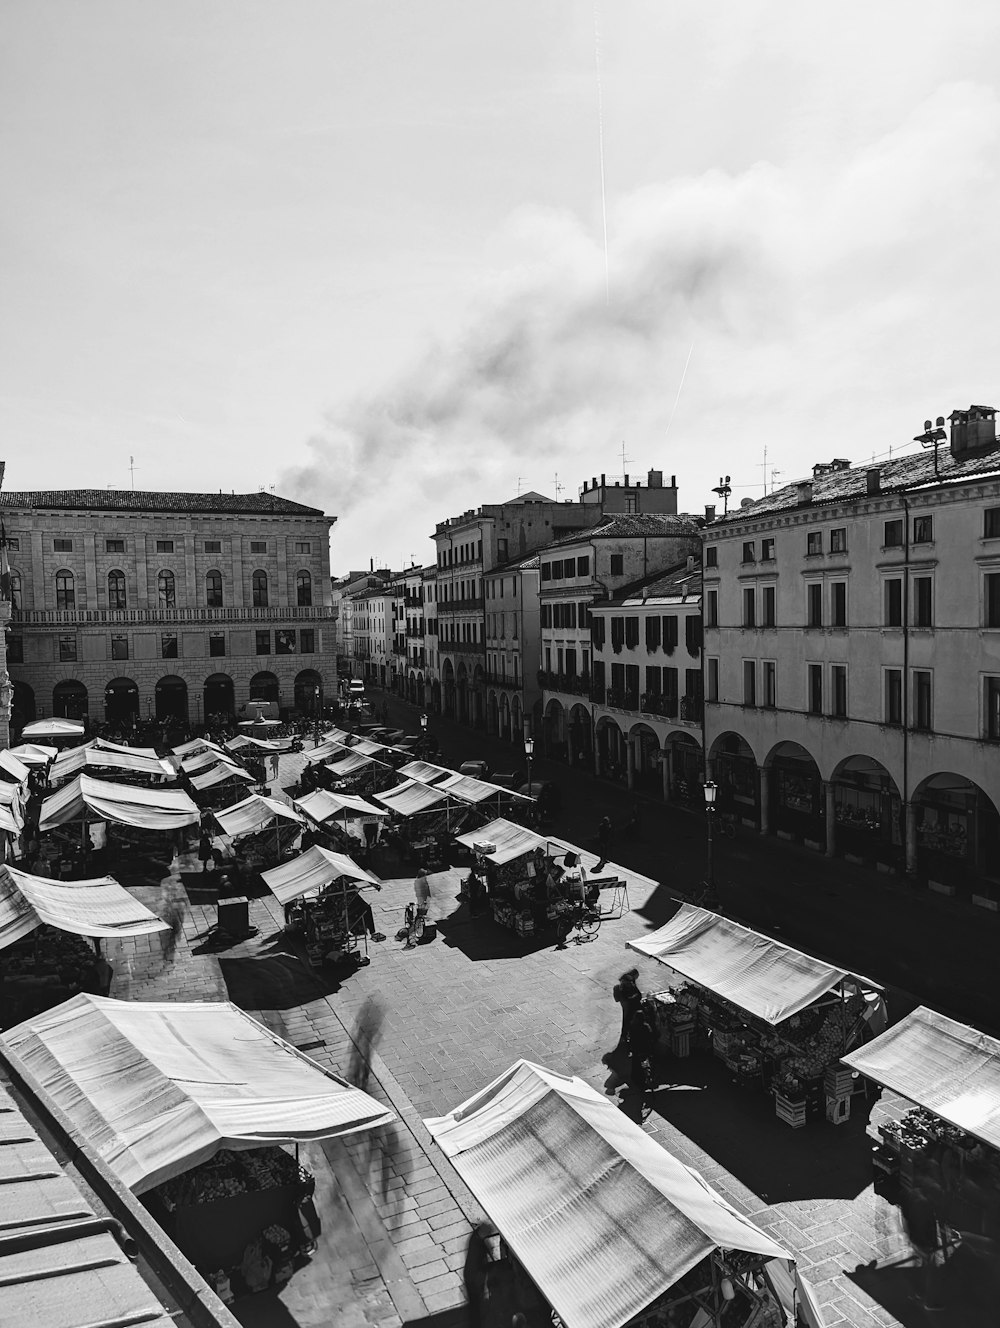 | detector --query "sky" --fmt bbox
[3,1,1000,573]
